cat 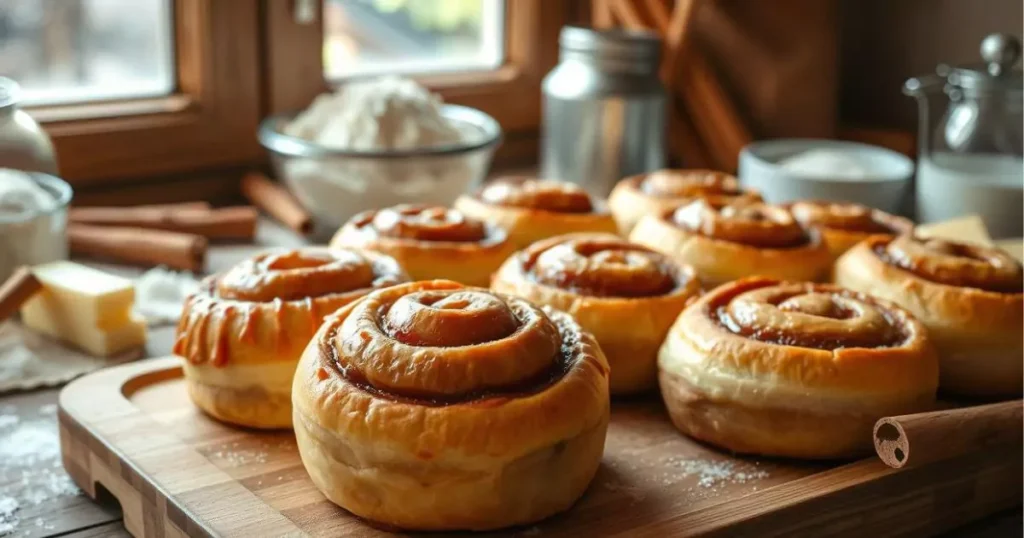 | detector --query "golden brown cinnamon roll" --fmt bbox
[492,233,700,394]
[454,177,618,249]
[788,200,913,259]
[608,169,761,234]
[291,280,609,530]
[659,277,938,459]
[629,199,831,287]
[174,248,408,428]
[330,204,514,286]
[835,235,1023,398]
